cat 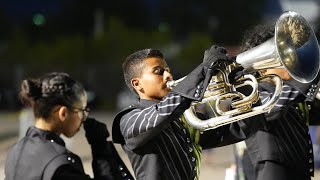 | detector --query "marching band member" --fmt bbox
[5,72,133,180]
[241,24,318,180]
[112,47,264,180]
